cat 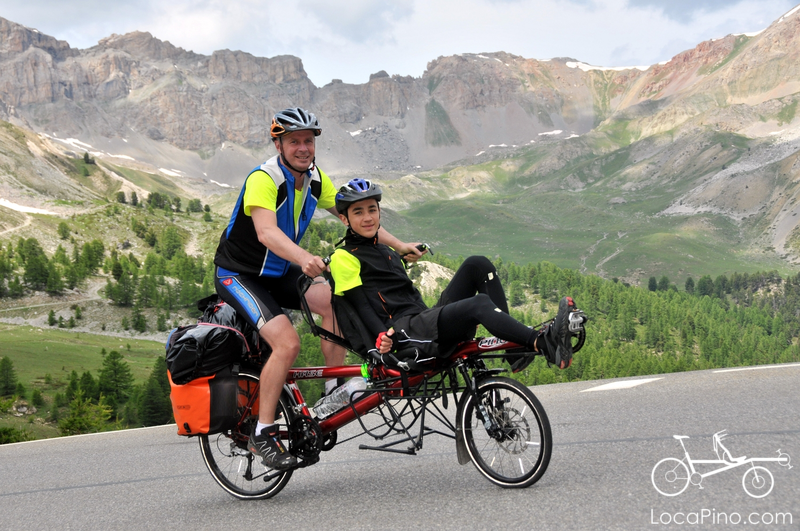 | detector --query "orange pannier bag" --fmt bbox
[168,366,239,436]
